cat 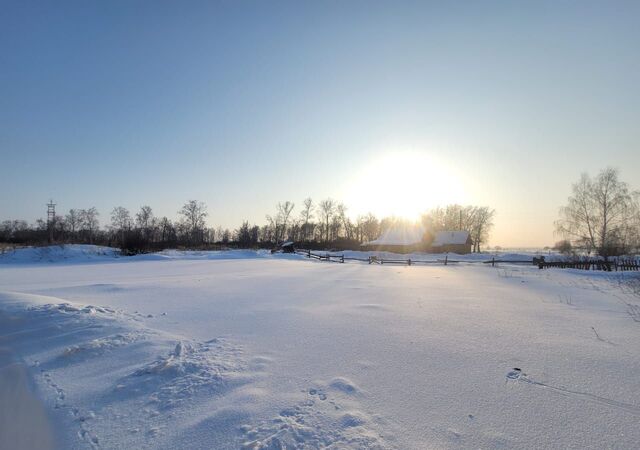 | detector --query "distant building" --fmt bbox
[361,228,473,254]
[360,224,425,253]
[429,231,473,254]
[271,241,296,254]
